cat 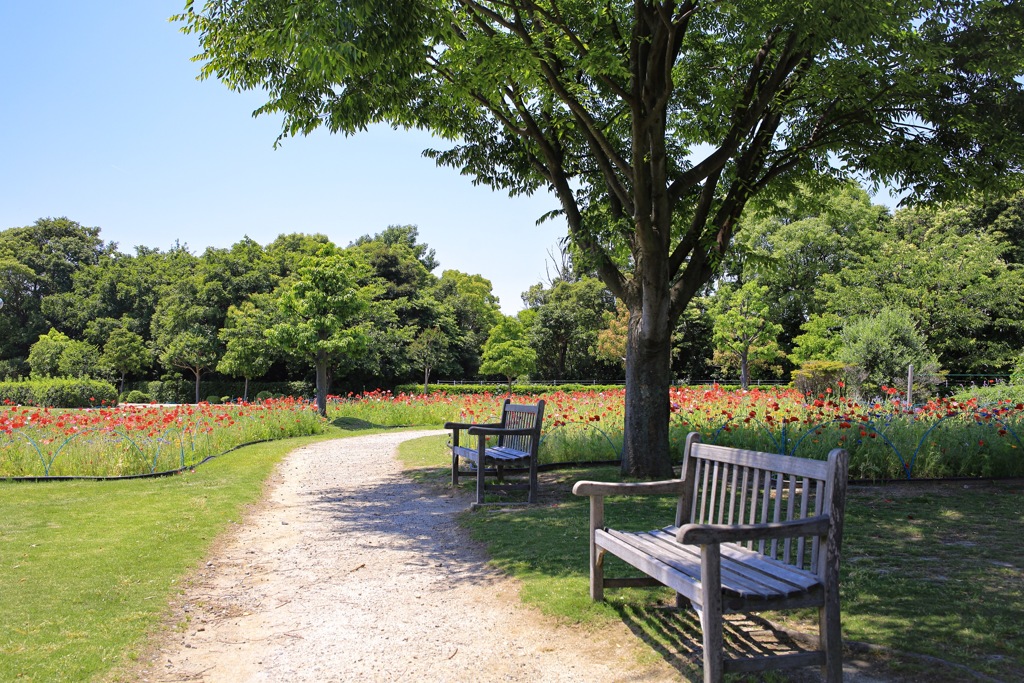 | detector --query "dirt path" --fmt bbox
[127,431,681,682]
